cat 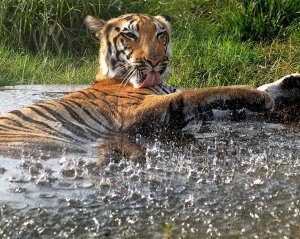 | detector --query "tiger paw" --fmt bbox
[223,86,275,112]
[258,73,300,110]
